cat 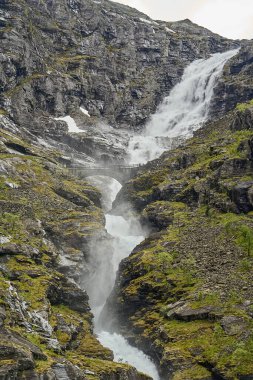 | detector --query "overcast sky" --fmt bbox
[112,0,253,40]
